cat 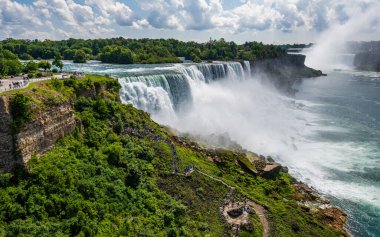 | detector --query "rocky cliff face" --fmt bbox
[353,52,380,72]
[0,95,76,172]
[0,97,15,172]
[251,54,323,93]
